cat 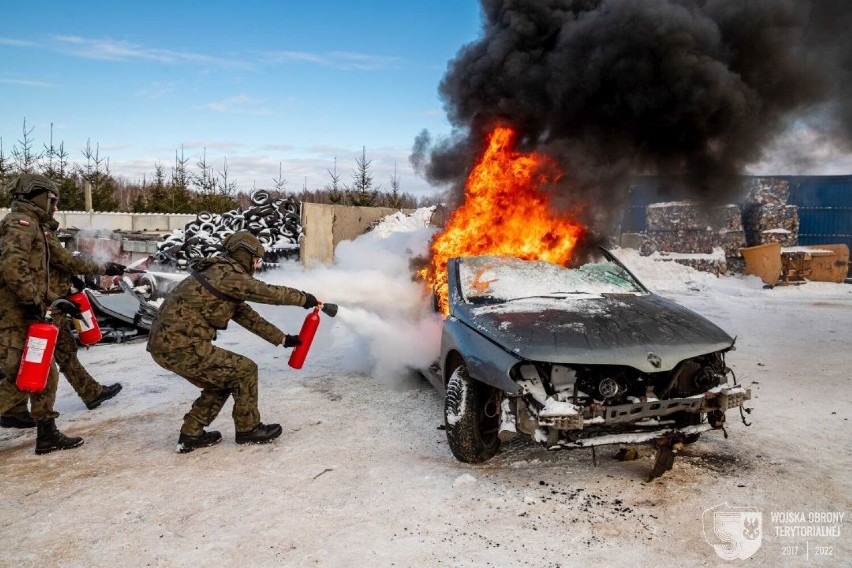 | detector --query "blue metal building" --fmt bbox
[621,175,852,255]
